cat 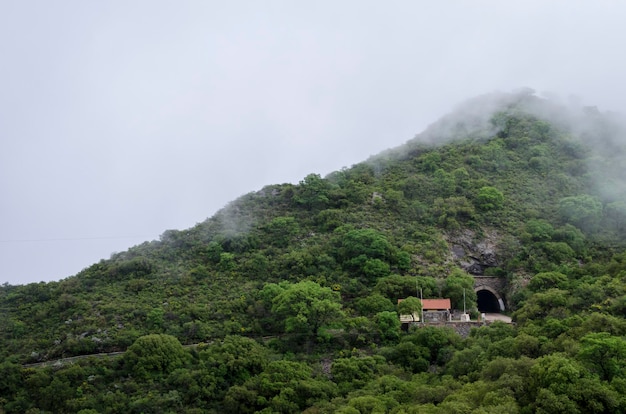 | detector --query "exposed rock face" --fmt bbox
[446,229,500,275]
[482,252,498,266]
[451,244,466,258]
[467,262,485,275]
